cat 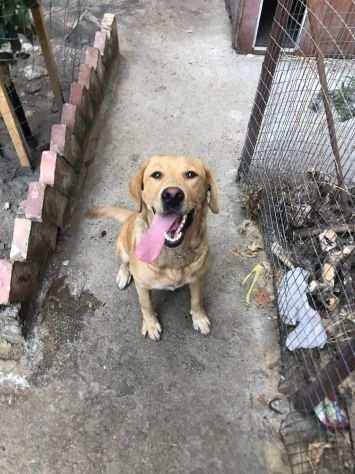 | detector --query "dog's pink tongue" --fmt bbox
[135,214,178,263]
